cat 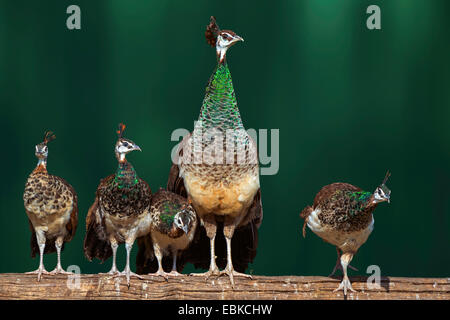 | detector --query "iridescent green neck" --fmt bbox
[160,200,181,226]
[347,190,374,216]
[114,161,138,189]
[348,191,372,203]
[198,62,244,131]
